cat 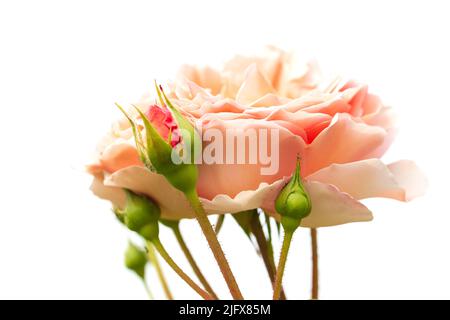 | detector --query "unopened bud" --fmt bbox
[124,241,148,279]
[116,190,160,241]
[275,158,312,233]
